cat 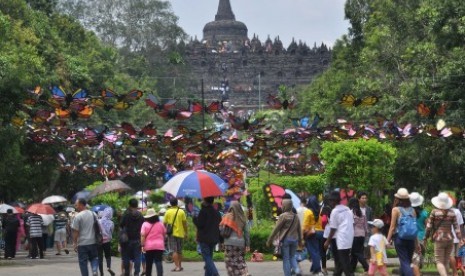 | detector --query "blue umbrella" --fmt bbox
[91,204,110,213]
[72,190,91,202]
